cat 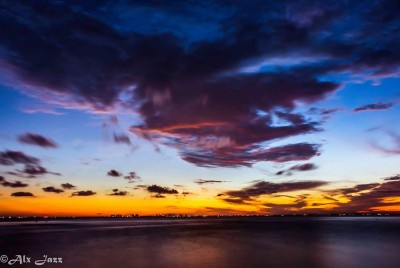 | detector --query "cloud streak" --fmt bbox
[194,179,226,185]
[354,103,394,112]
[42,186,64,193]
[71,190,96,197]
[107,170,122,177]
[146,185,178,198]
[11,192,35,197]
[222,180,328,204]
[108,189,129,196]
[61,183,77,190]
[0,150,59,178]
[17,133,58,148]
[0,176,28,188]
